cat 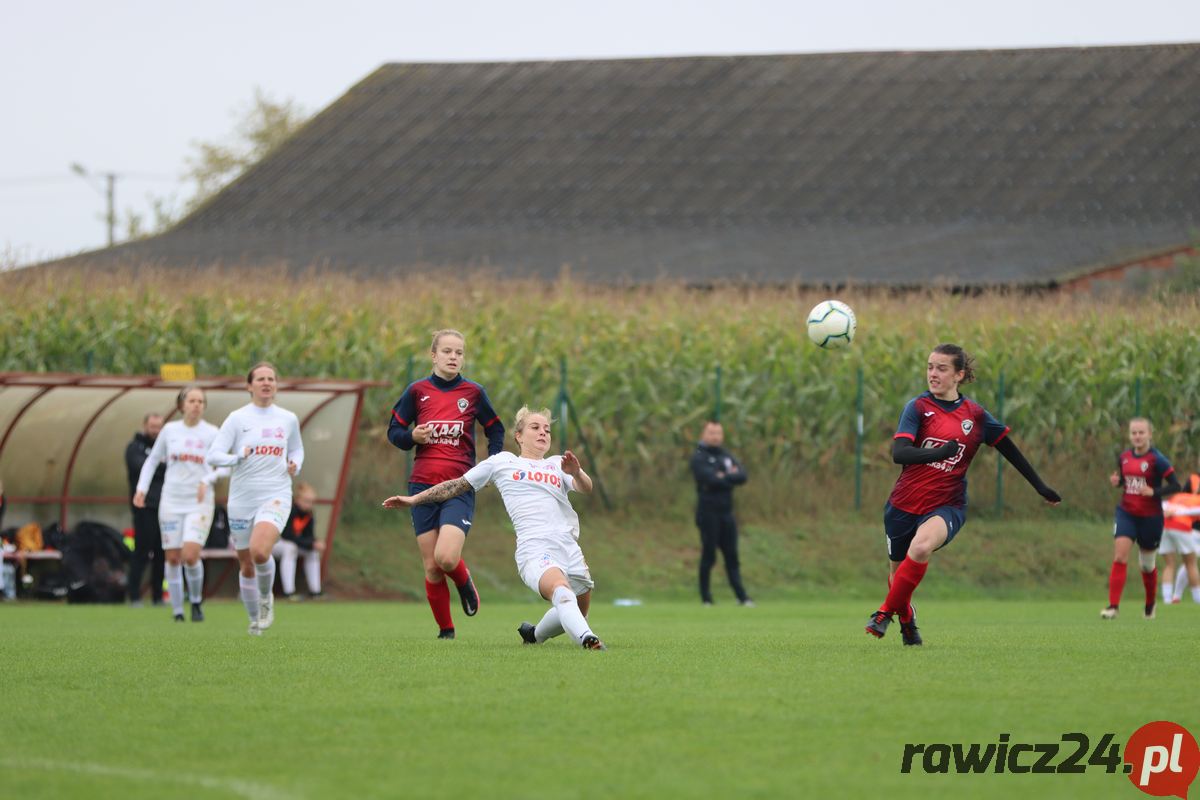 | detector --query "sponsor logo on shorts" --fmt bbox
[538,553,552,568]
